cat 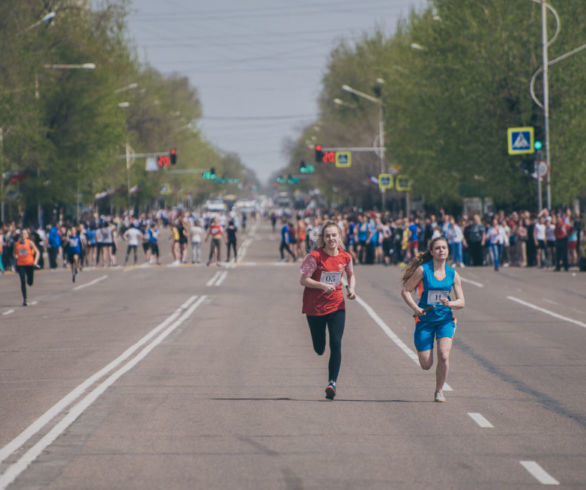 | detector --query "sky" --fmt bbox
[125,0,427,185]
